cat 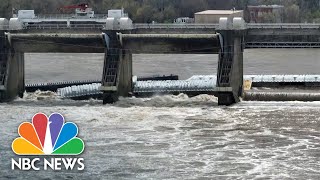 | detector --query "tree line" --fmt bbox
[0,0,319,23]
